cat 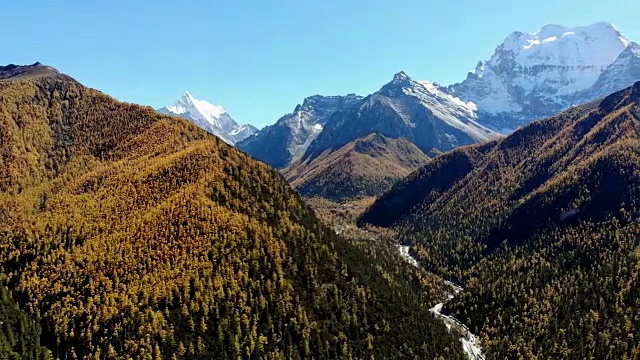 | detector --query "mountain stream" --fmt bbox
[397,245,485,360]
